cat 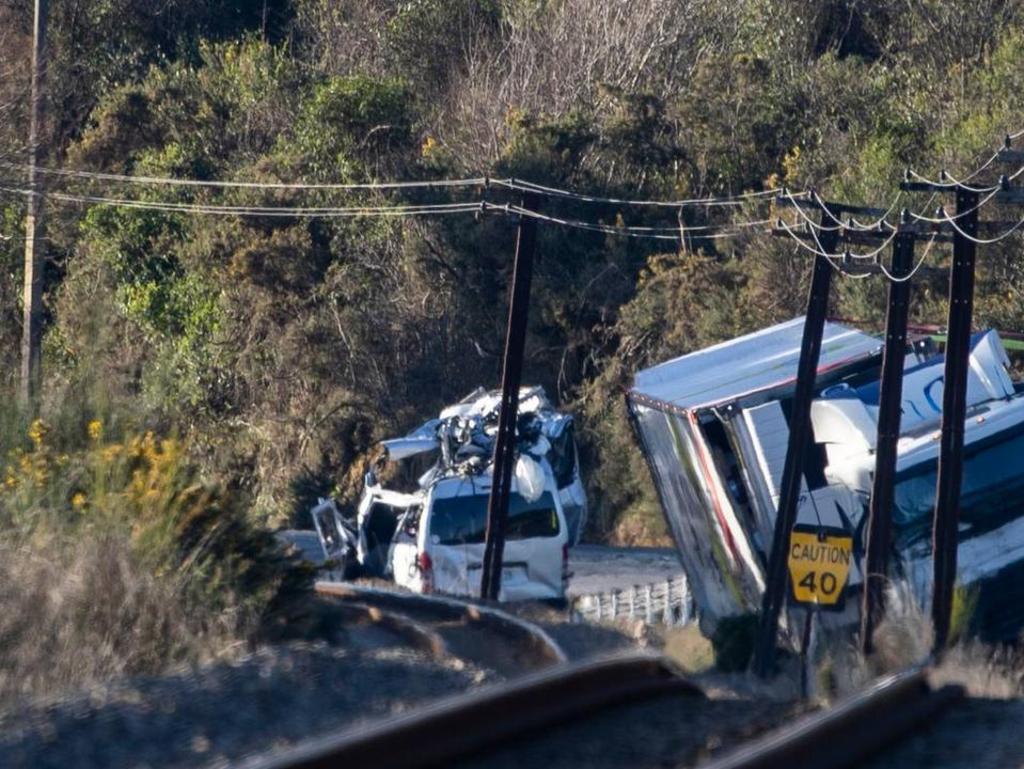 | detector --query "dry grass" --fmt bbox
[0,534,241,710]
[661,625,715,673]
[815,580,1024,703]
[932,642,1024,699]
